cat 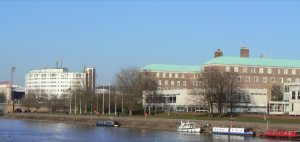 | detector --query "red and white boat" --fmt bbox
[260,130,300,138]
